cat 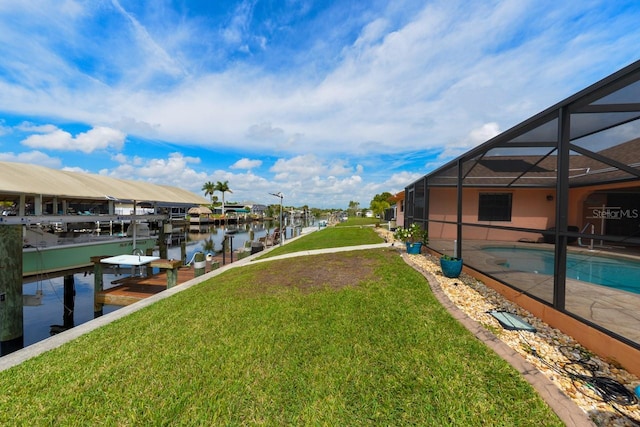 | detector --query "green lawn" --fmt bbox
[256,225,384,259]
[0,243,561,425]
[335,217,380,226]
